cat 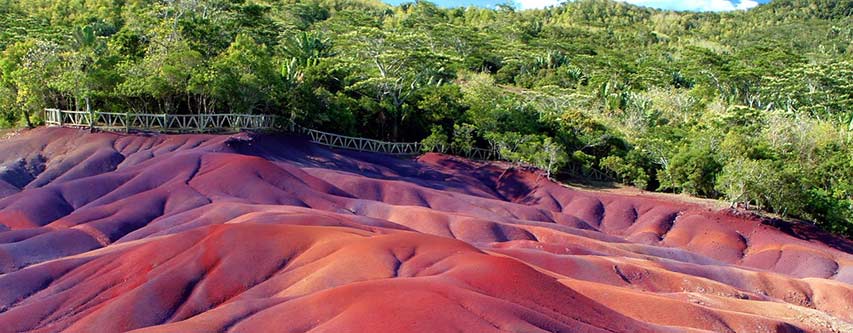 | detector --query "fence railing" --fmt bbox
[291,125,422,155]
[43,109,611,180]
[44,109,278,133]
[43,108,498,159]
[426,145,500,161]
